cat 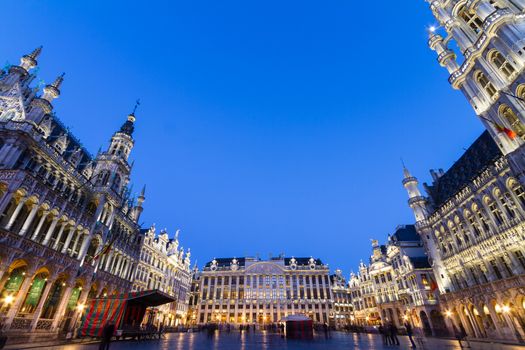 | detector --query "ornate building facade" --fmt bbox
[0,48,190,341]
[196,256,334,325]
[329,269,353,329]
[405,0,525,342]
[133,225,192,326]
[348,225,444,334]
[186,265,201,325]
